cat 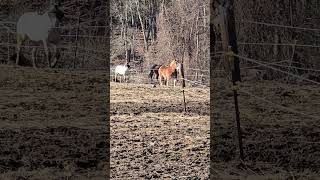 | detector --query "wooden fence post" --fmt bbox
[180,43,187,112]
[7,28,10,64]
[220,0,244,161]
[73,0,81,69]
[181,64,187,112]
